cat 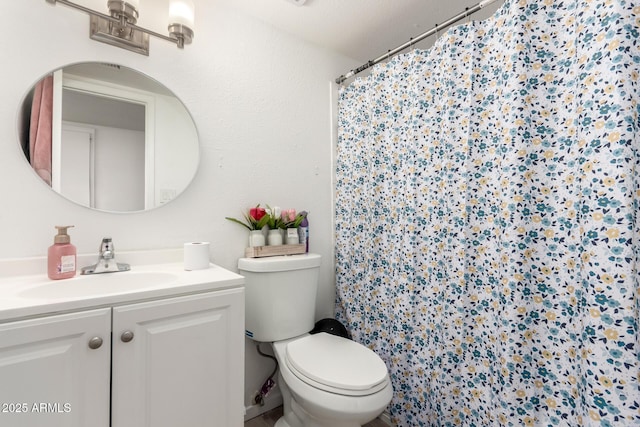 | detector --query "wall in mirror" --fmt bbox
[19,62,199,213]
